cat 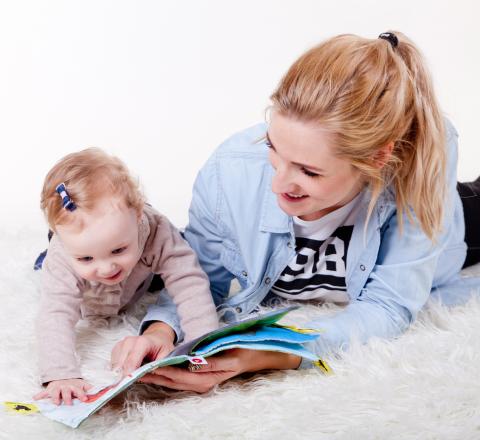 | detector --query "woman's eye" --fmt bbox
[265,139,273,149]
[112,247,127,255]
[77,256,93,262]
[301,167,320,178]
